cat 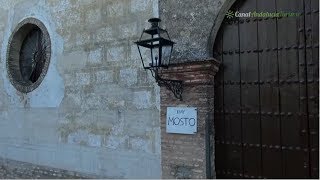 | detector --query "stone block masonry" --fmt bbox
[159,59,220,179]
[159,0,227,62]
[0,0,160,178]
[0,0,229,178]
